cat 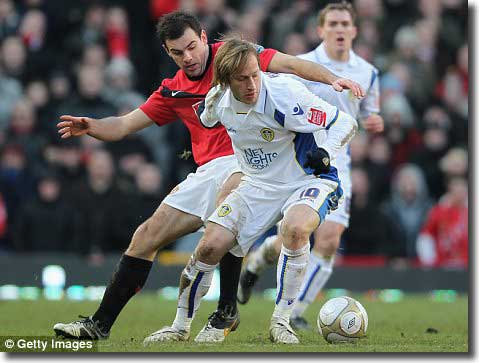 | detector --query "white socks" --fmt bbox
[272,244,310,324]
[247,235,279,274]
[291,250,334,319]
[172,258,216,332]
